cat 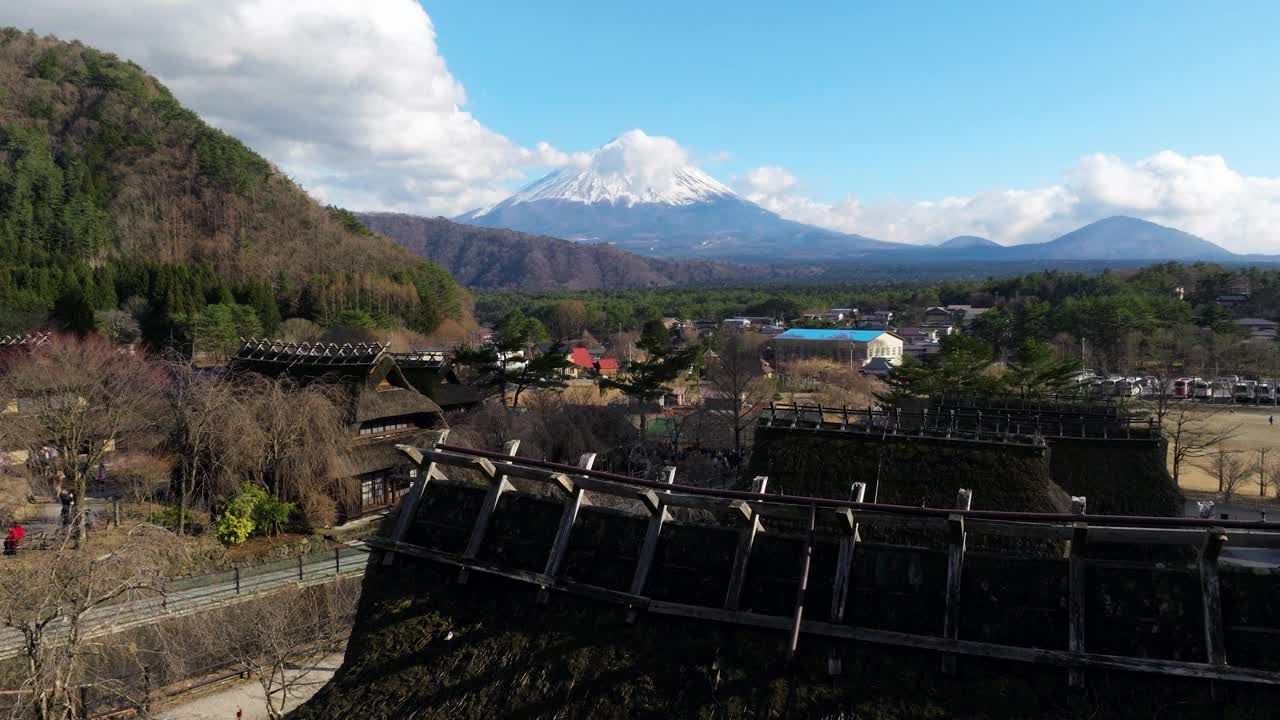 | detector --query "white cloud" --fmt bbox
[740,152,1280,253]
[10,0,570,216]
